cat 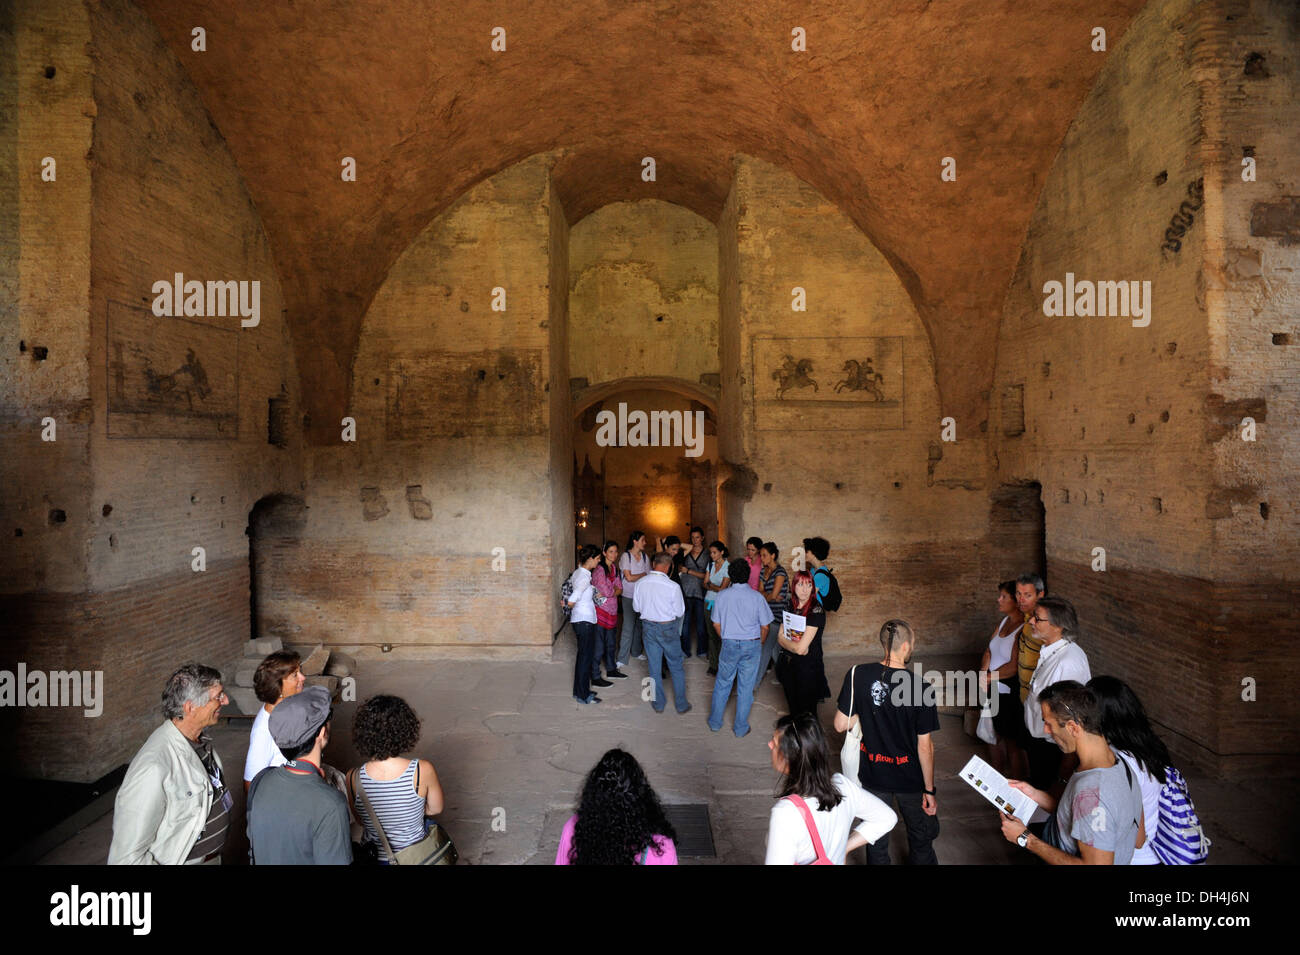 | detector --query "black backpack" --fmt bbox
[814,566,843,612]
